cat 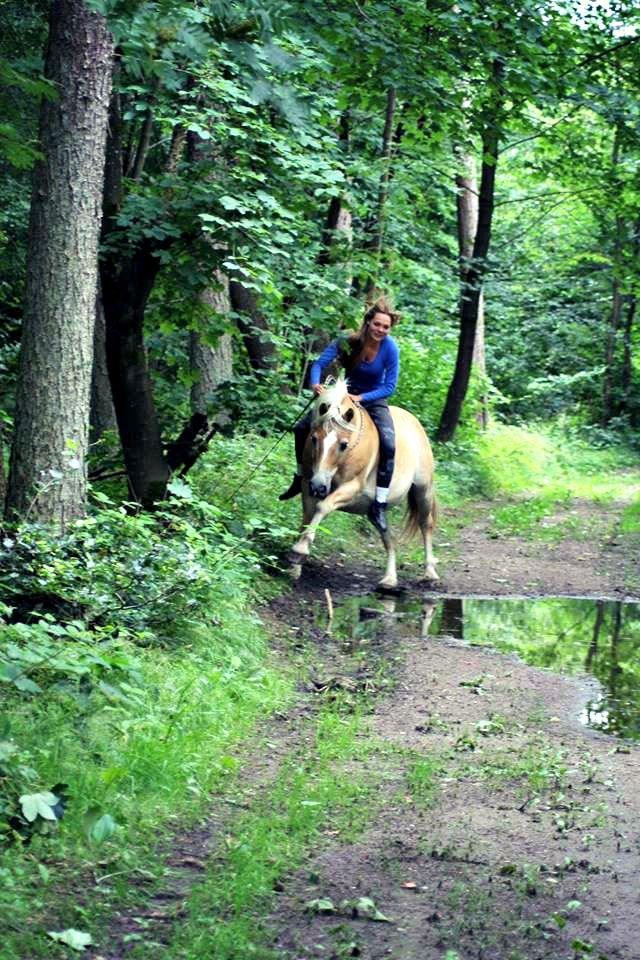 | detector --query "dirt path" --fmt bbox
[266,604,640,959]
[262,495,640,959]
[302,496,640,600]
[90,494,640,959]
[439,498,638,600]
